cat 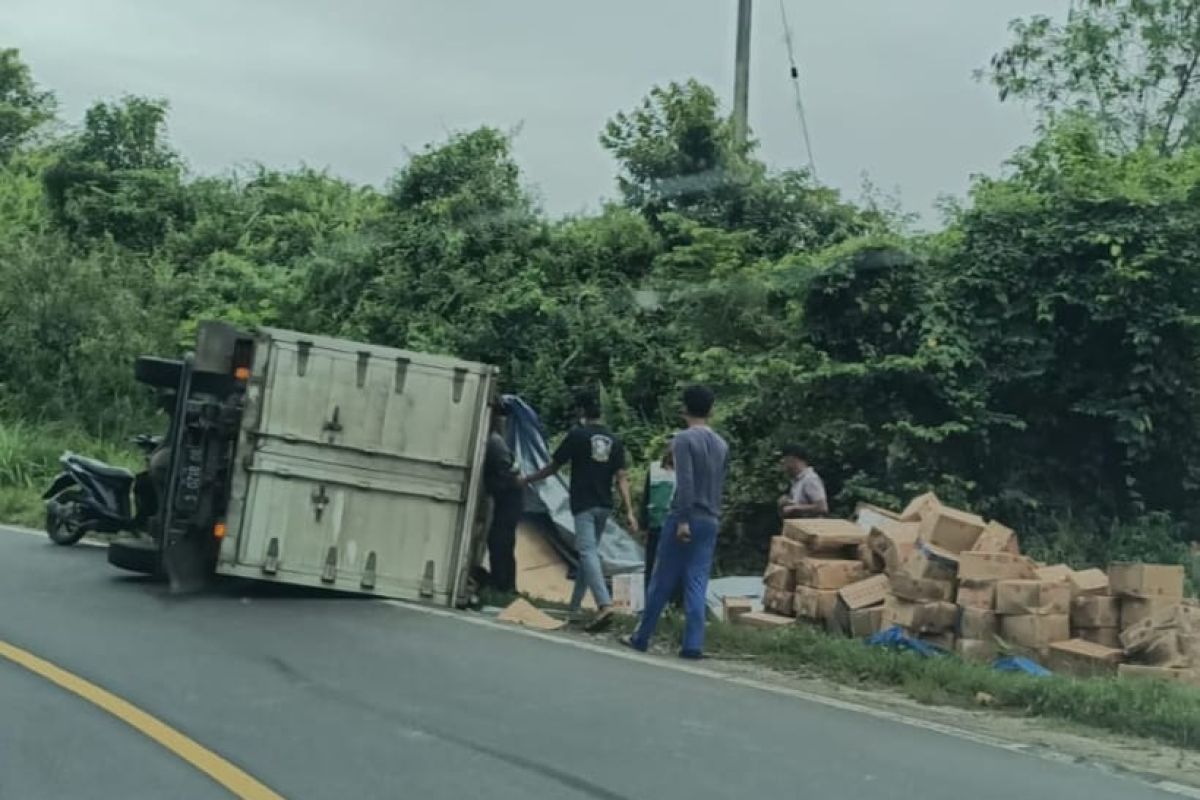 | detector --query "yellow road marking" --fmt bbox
[0,639,283,799]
